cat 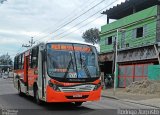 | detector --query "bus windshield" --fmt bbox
[47,43,100,80]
